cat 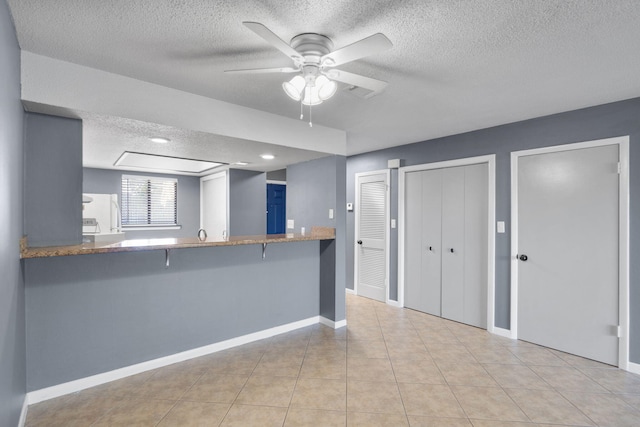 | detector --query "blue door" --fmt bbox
[266,184,286,234]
